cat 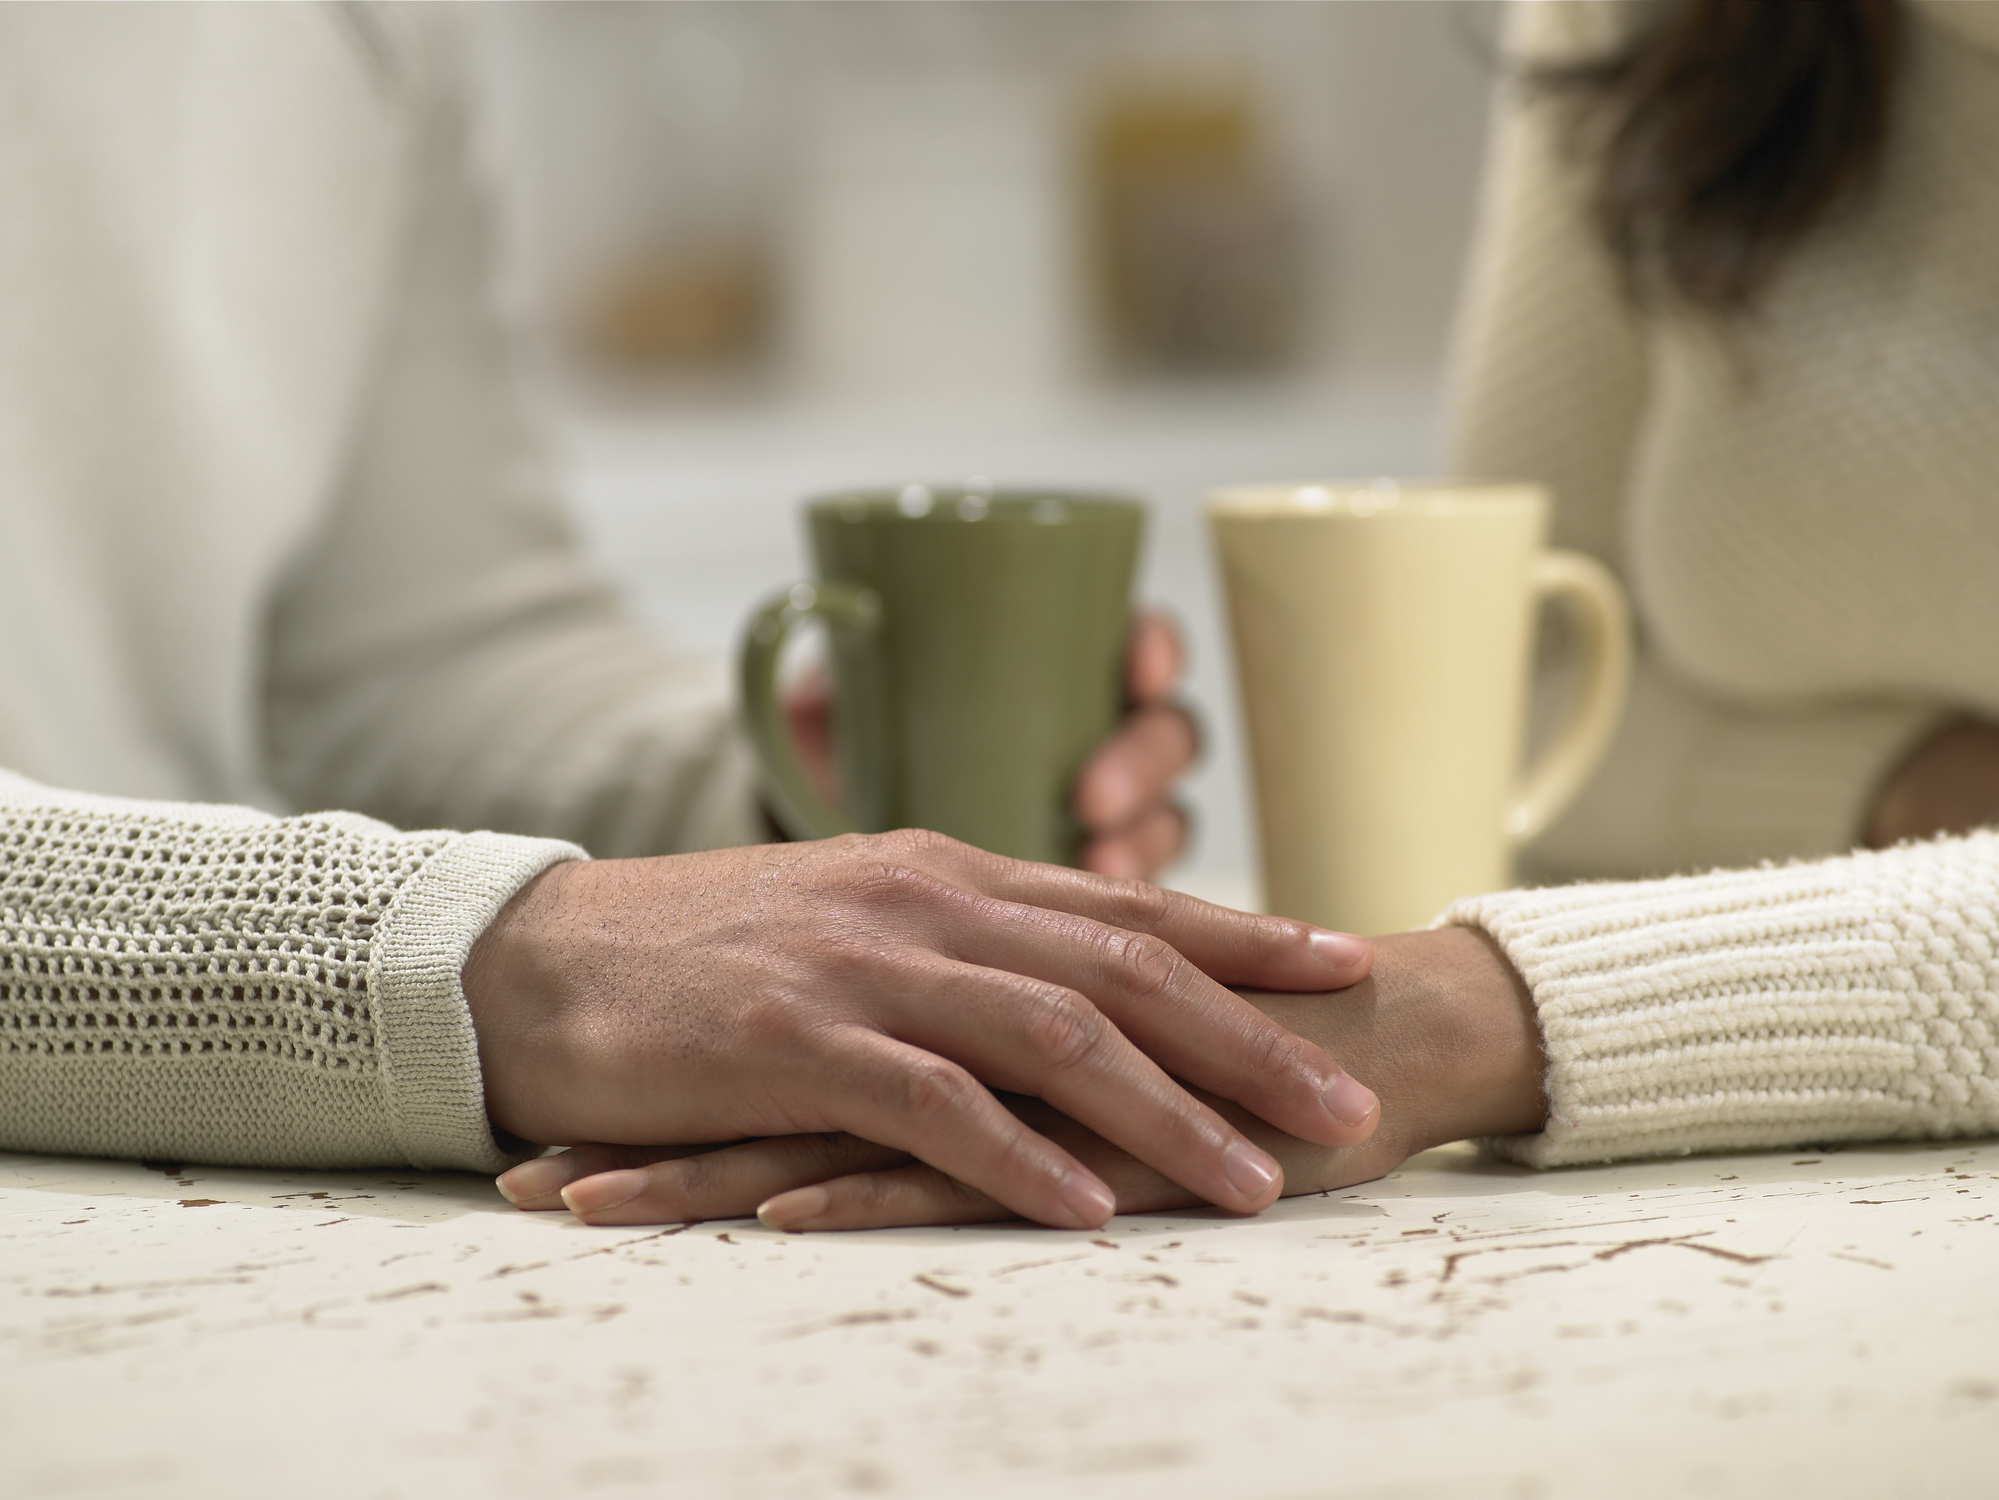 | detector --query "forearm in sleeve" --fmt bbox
[0,768,582,1171]
[261,59,760,859]
[1448,828,1999,1168]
